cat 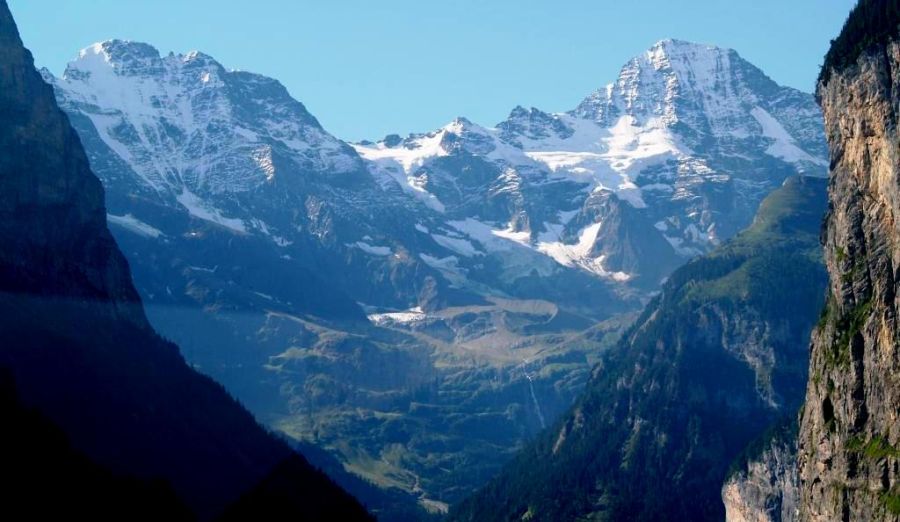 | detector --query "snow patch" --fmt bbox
[350,241,393,256]
[431,231,482,257]
[107,213,163,238]
[368,307,427,326]
[176,189,246,233]
[751,107,827,166]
